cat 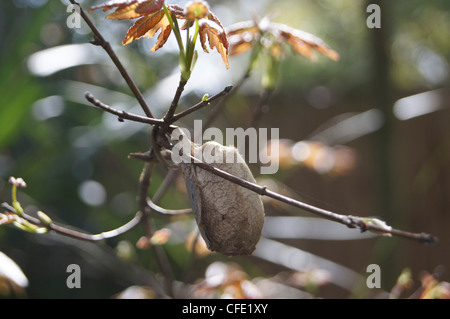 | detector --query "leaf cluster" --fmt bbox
[90,0,229,69]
